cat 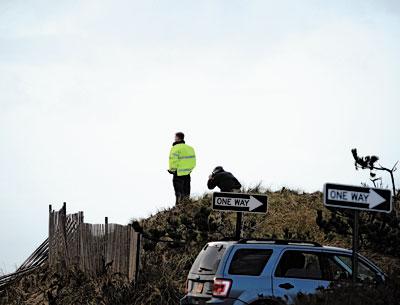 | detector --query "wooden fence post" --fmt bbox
[104,217,108,268]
